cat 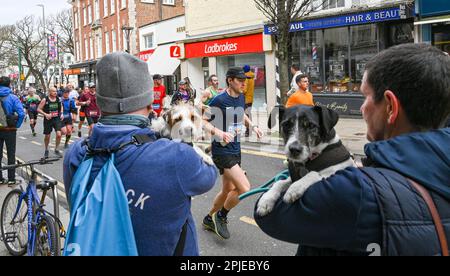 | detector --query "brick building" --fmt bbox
[69,0,184,88]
